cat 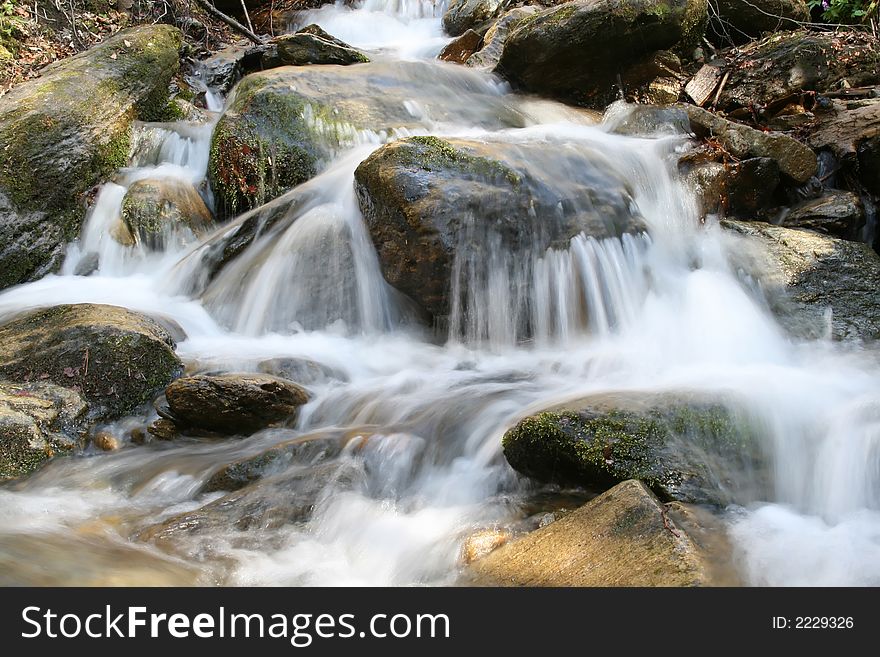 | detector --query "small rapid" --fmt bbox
[0,0,878,587]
